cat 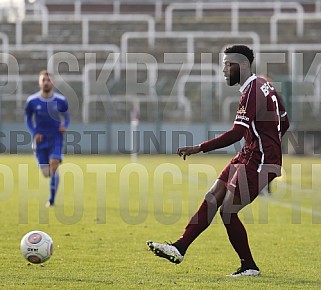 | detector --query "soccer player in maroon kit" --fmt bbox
[147,45,289,277]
